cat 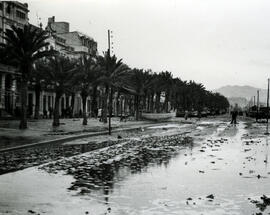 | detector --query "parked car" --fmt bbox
[176,109,185,117]
[190,111,198,117]
[201,111,208,117]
